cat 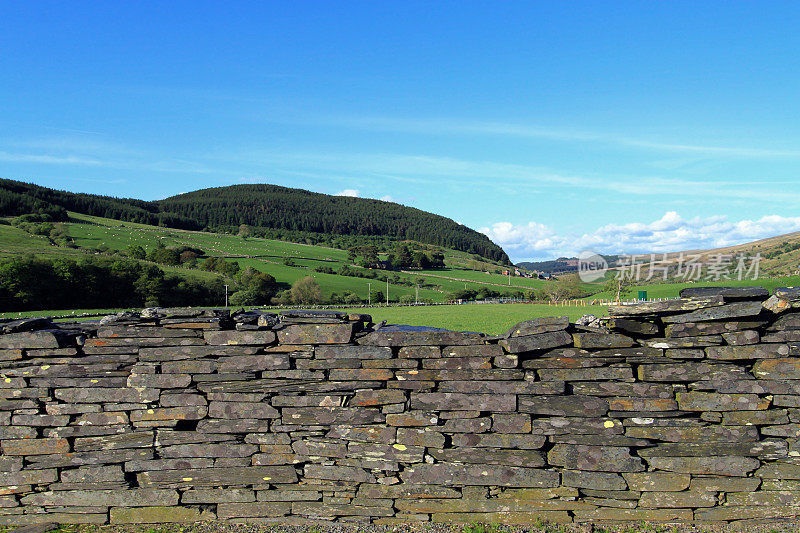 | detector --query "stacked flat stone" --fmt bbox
[2,289,800,525]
